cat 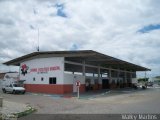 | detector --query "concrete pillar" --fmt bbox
[108,69,112,89]
[124,71,127,87]
[98,66,100,84]
[82,61,86,92]
[82,61,86,79]
[109,69,112,83]
[130,72,132,87]
[145,71,147,80]
[130,72,132,82]
[117,69,120,88]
